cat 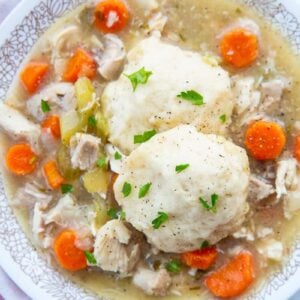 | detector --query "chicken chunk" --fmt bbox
[133,266,172,296]
[26,83,76,121]
[248,175,275,202]
[114,125,250,253]
[0,102,41,153]
[102,36,233,154]
[13,182,53,210]
[95,34,126,81]
[93,220,140,276]
[148,13,168,35]
[70,133,101,171]
[275,157,298,199]
[34,194,93,250]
